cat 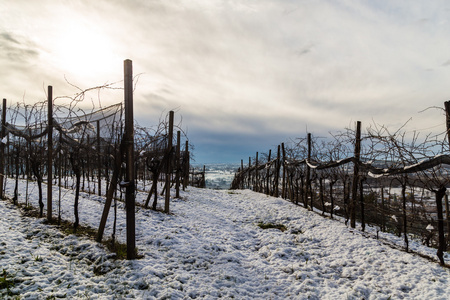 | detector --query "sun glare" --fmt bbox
[52,22,118,79]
